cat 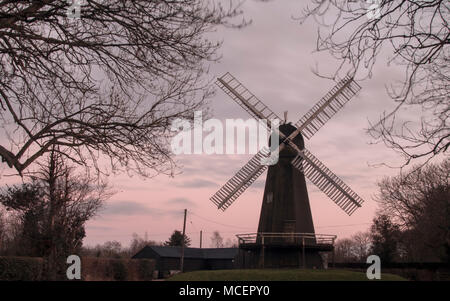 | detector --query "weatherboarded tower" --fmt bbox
[257,123,313,236]
[252,123,323,268]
